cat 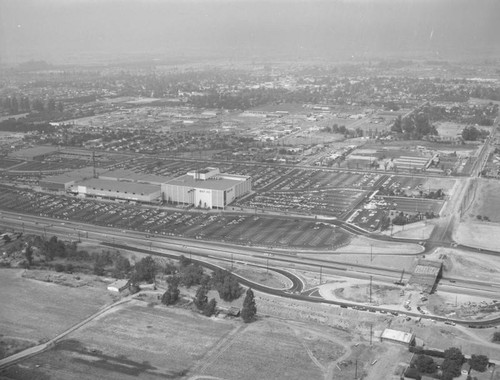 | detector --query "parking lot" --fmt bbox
[0,185,351,249]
